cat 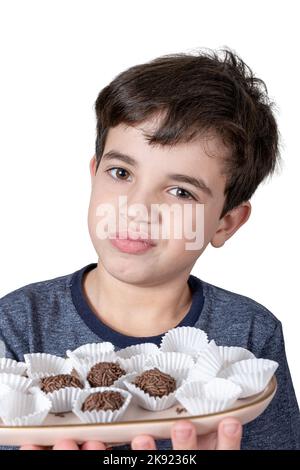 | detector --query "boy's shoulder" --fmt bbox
[201,277,279,323]
[195,276,281,349]
[0,269,77,360]
[0,270,73,308]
